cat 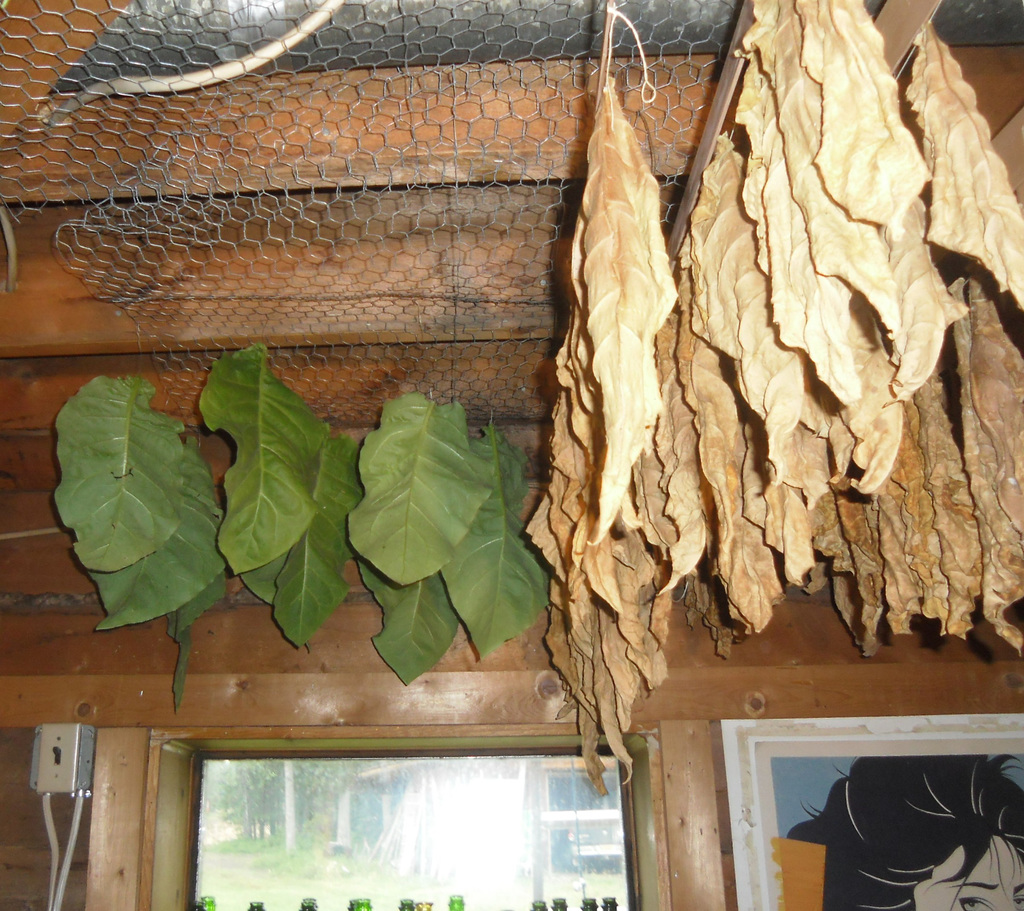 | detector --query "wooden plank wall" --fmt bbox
[2,592,1024,907]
